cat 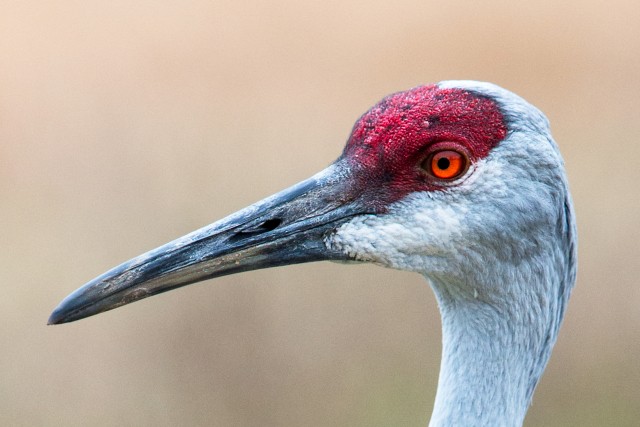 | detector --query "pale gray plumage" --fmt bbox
[331,81,576,425]
[49,81,577,427]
